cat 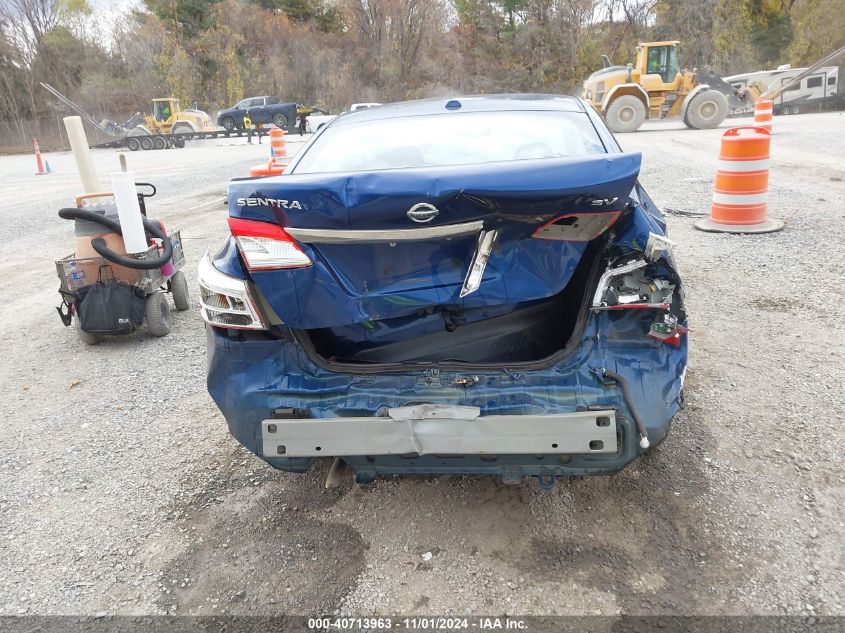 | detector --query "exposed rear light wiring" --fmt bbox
[227,217,312,270]
[591,246,687,347]
[591,256,675,313]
